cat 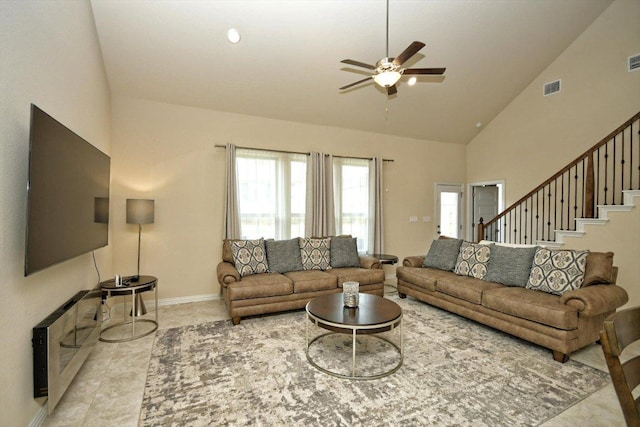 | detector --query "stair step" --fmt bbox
[623,189,640,205]
[597,204,634,219]
[574,218,608,231]
[536,240,564,248]
[554,230,585,242]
